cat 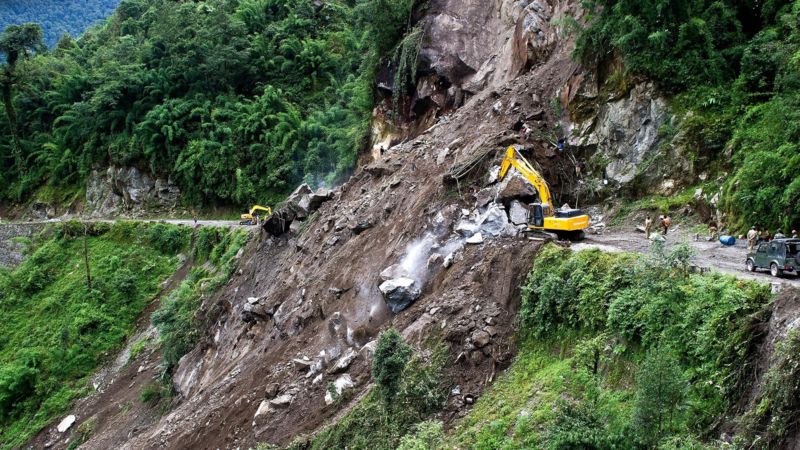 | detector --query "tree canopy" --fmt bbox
[0,0,414,207]
[0,1,121,48]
